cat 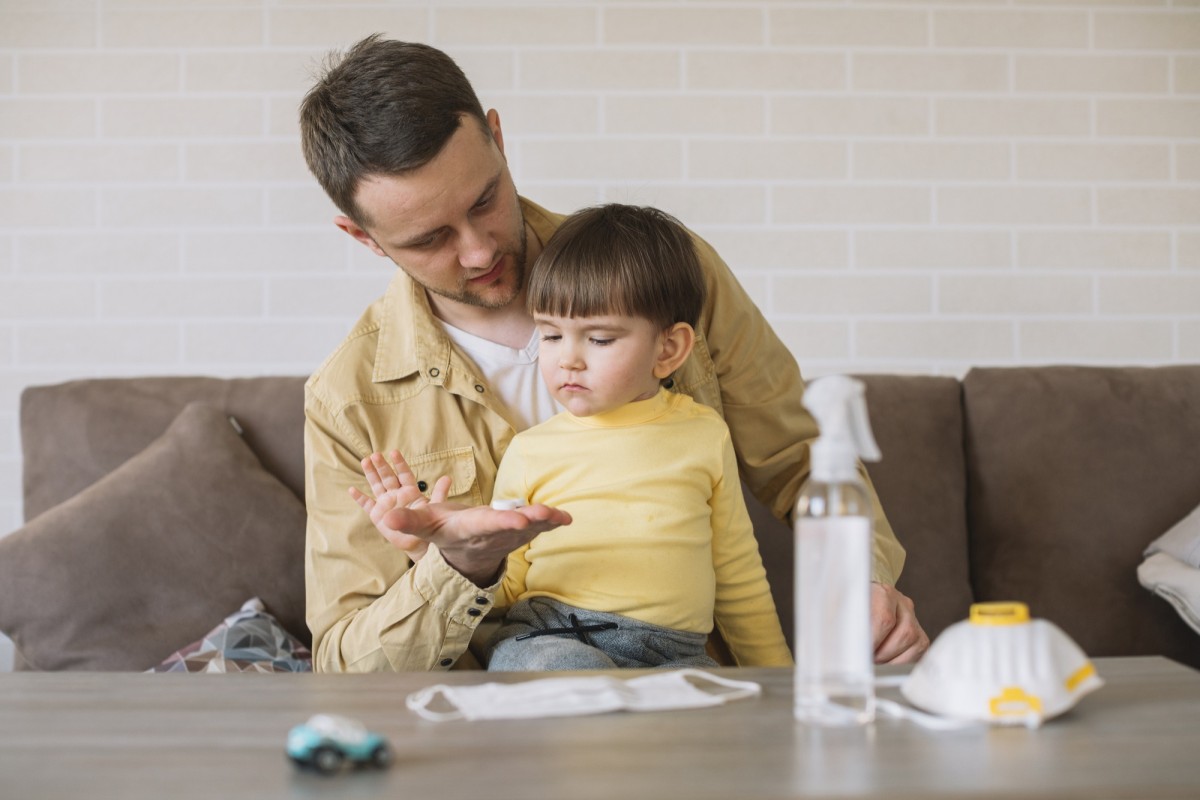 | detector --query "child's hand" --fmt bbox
[349,450,452,562]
